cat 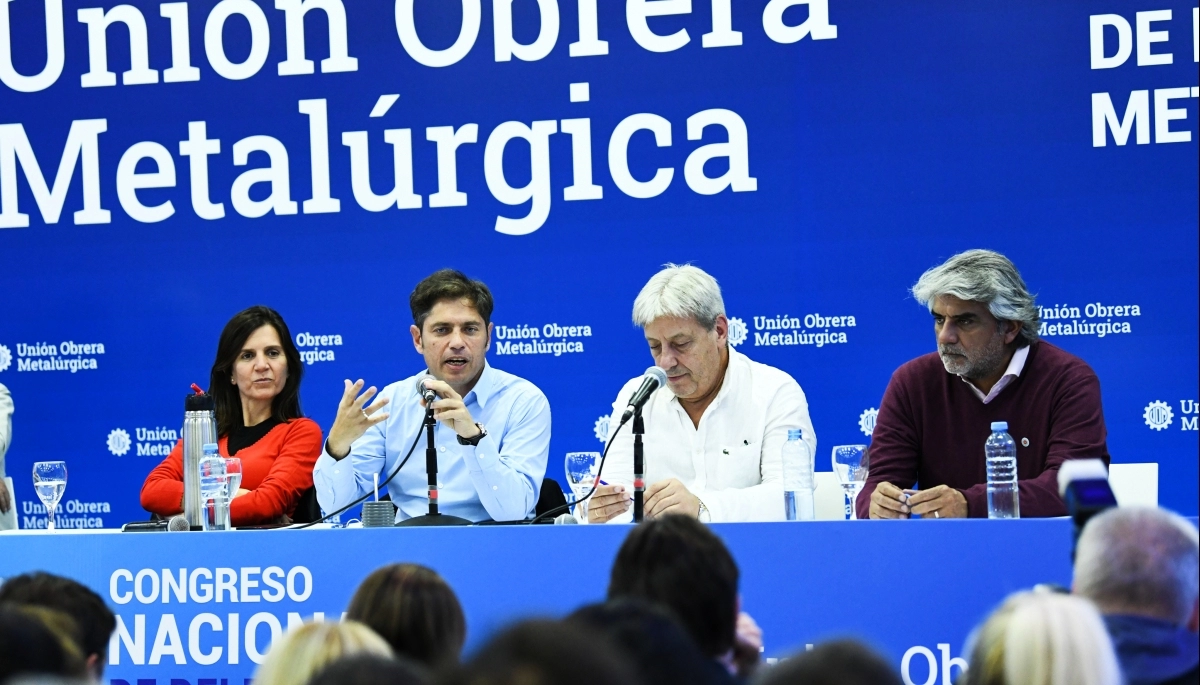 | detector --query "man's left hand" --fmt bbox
[906,485,968,519]
[645,478,701,518]
[422,380,481,439]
